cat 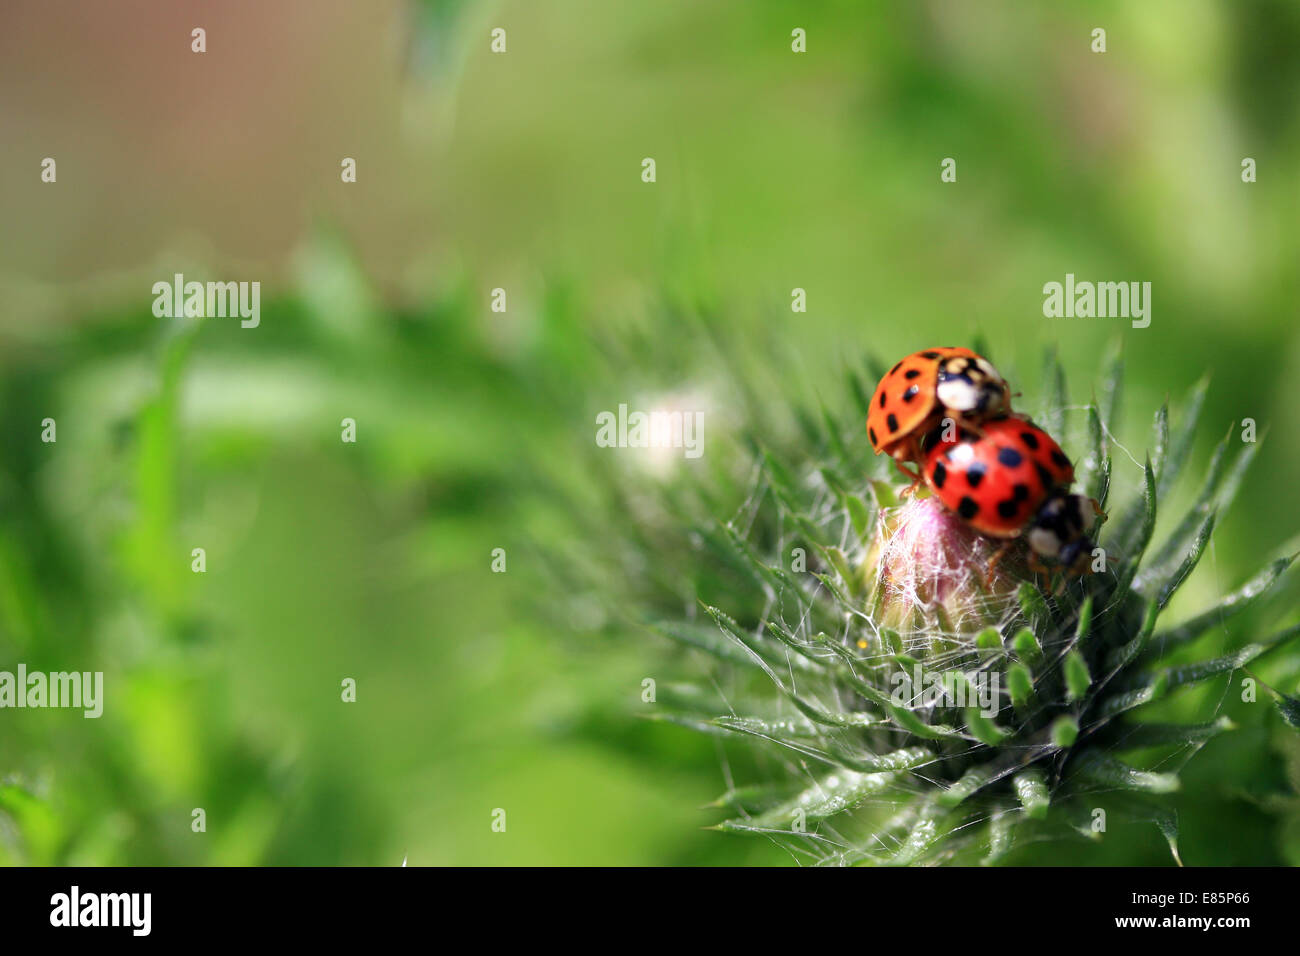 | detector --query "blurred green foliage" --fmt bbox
[2,0,1300,864]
